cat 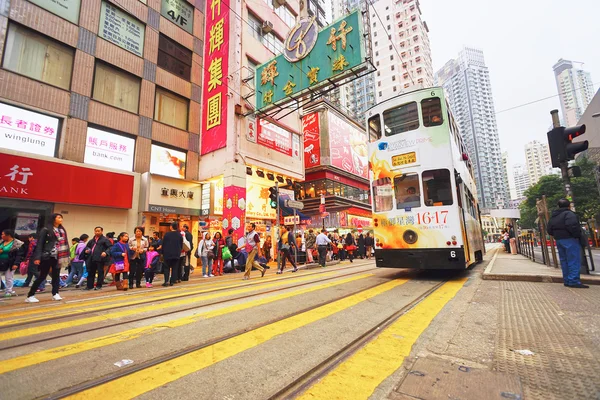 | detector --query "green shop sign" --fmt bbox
[255,11,365,111]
